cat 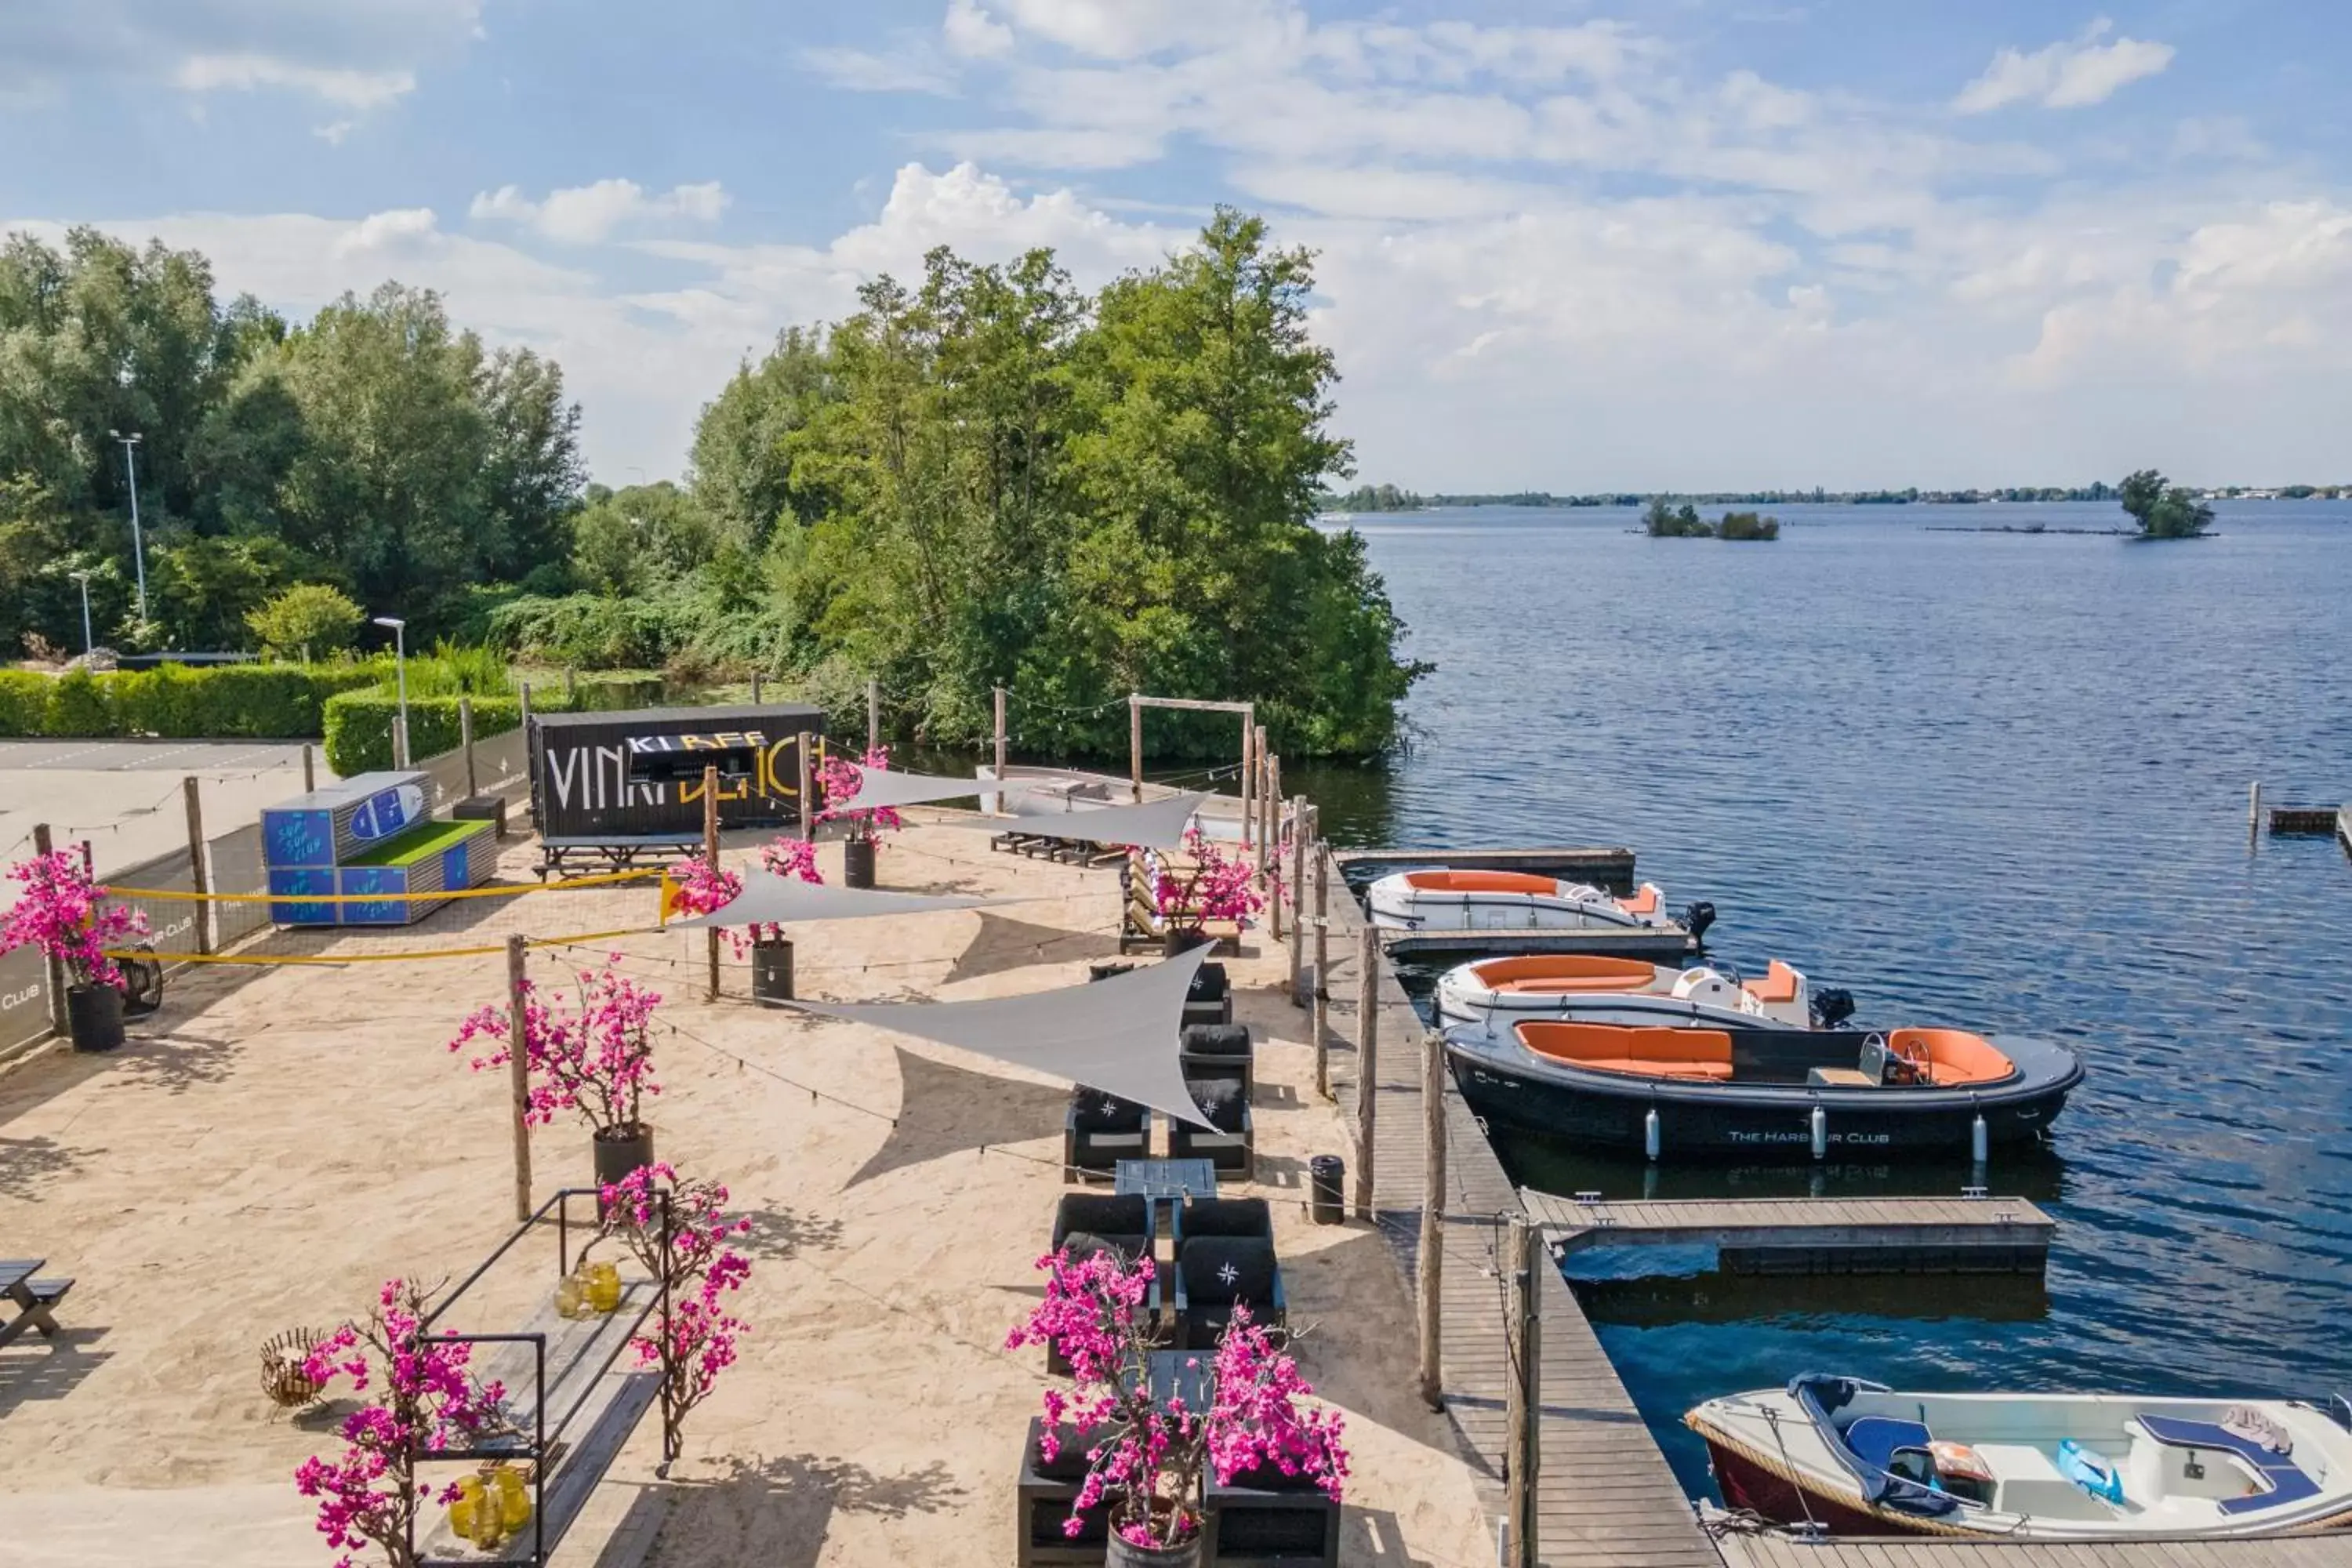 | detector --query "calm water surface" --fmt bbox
[1291,500,2352,1497]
